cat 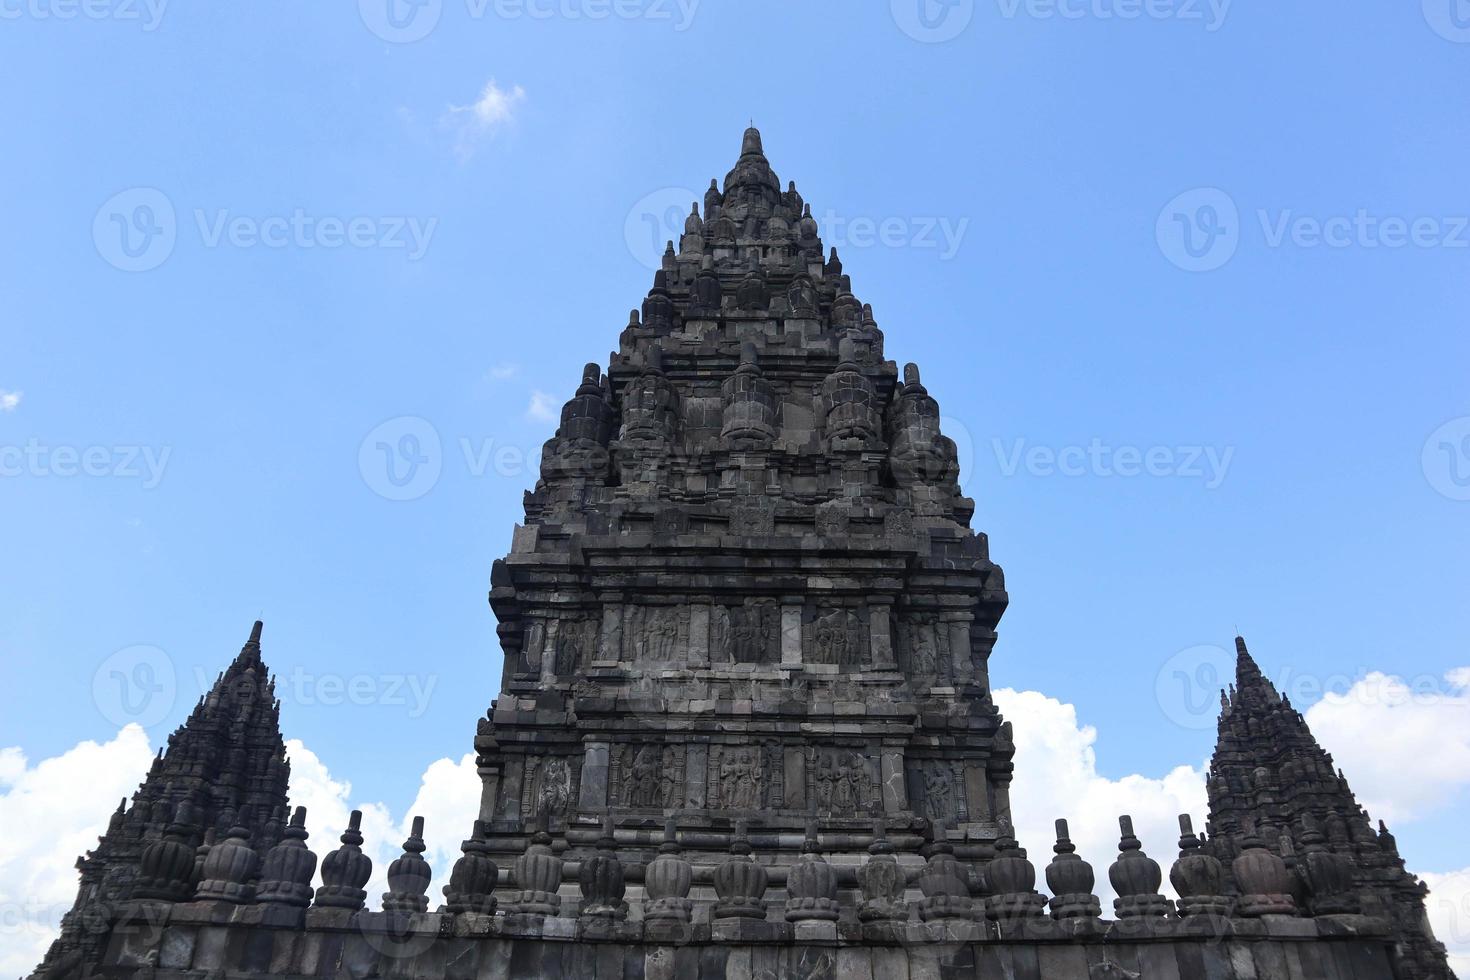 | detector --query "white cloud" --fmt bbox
[0,389,21,412]
[0,726,156,977]
[486,363,519,382]
[443,79,525,161]
[1422,867,1470,976]
[996,688,1208,906]
[1303,668,1470,824]
[526,390,558,423]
